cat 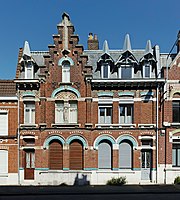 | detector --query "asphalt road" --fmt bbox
[0,185,180,200]
[1,193,180,200]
